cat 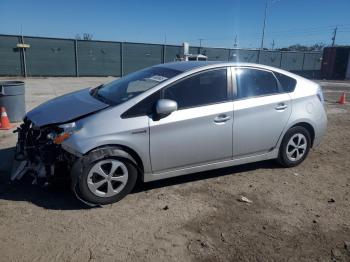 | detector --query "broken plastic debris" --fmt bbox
[238,196,253,203]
